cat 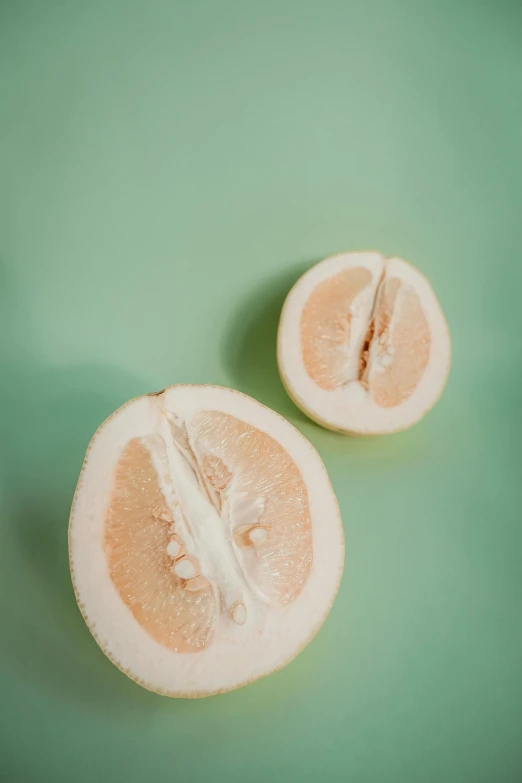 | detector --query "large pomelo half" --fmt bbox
[278,252,451,434]
[69,385,343,697]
